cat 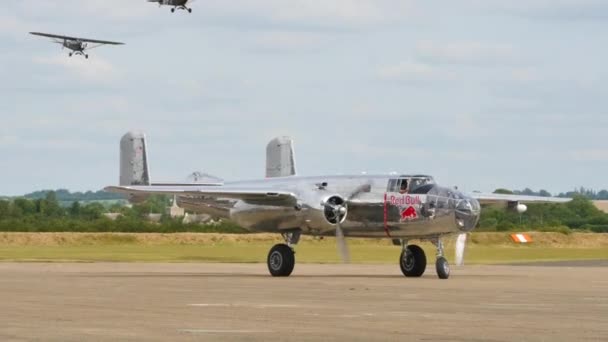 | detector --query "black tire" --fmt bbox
[188,8,192,13]
[436,257,450,279]
[267,244,295,277]
[171,8,175,13]
[399,245,426,277]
